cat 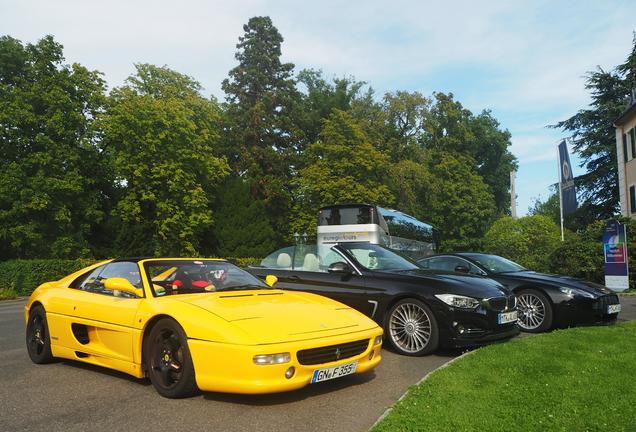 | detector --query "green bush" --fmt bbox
[483,215,561,272]
[221,257,262,268]
[0,257,262,297]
